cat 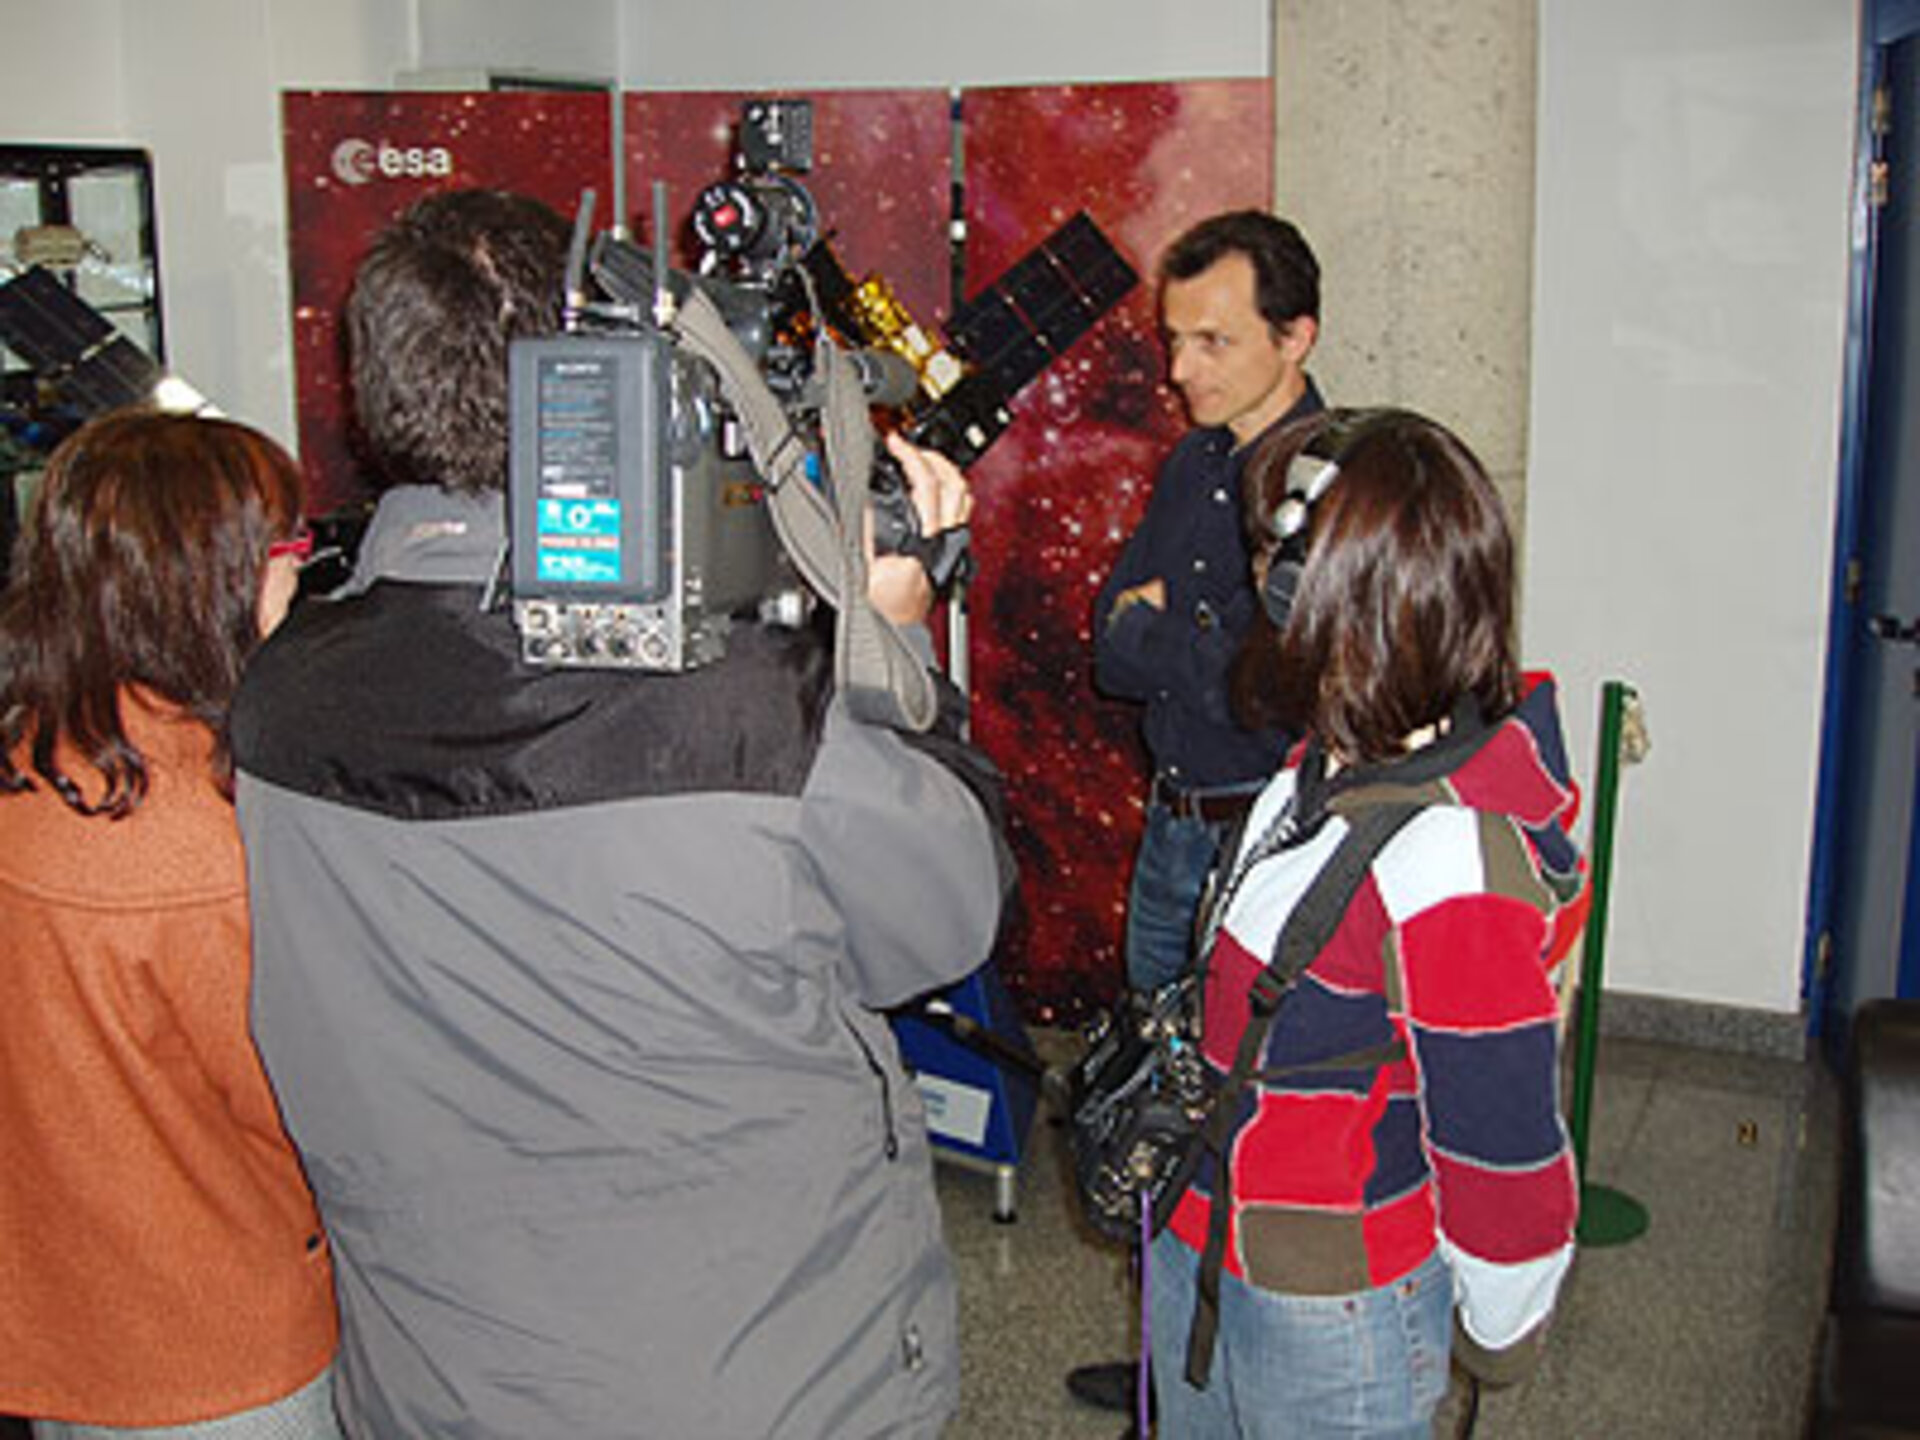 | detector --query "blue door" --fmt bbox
[1813,5,1920,1044]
